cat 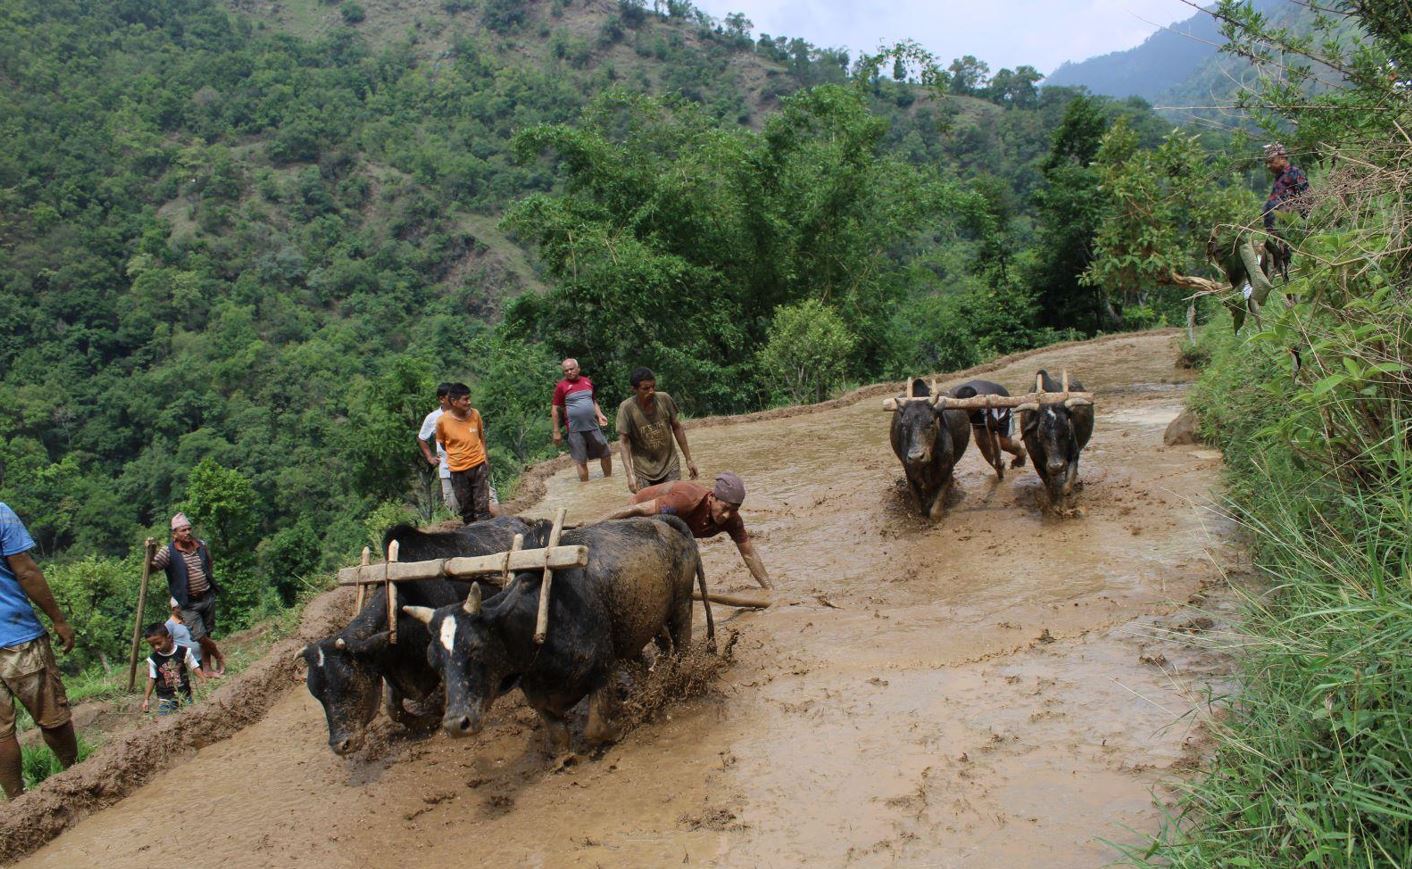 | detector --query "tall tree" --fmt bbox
[1026,95,1112,332]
